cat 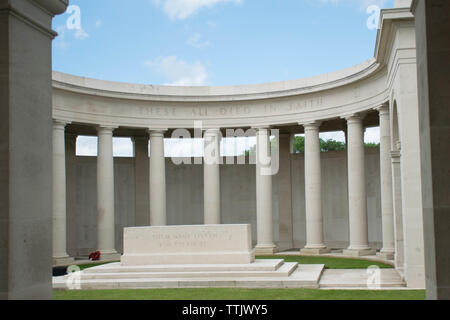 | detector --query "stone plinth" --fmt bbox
[120,224,255,266]
[54,224,326,290]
